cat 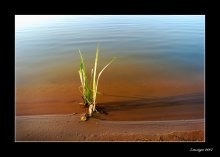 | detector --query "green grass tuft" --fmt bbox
[78,45,115,118]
